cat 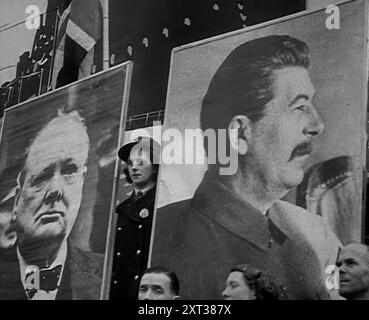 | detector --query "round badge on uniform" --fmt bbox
[139,208,149,219]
